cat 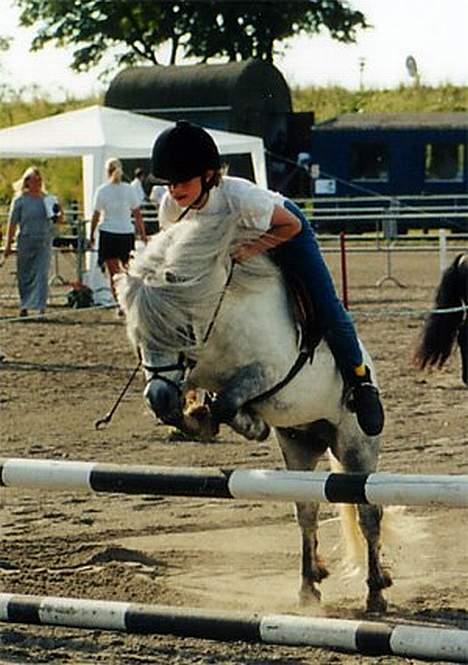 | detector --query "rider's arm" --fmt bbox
[90,210,100,245]
[133,207,147,243]
[232,204,301,262]
[3,219,17,259]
